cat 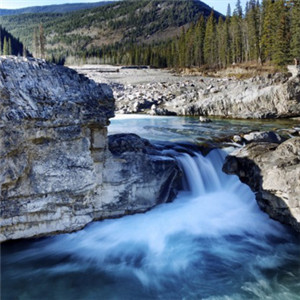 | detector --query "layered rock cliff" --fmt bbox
[223,137,300,232]
[0,57,179,242]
